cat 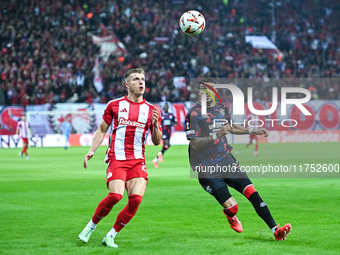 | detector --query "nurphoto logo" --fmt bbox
[199,83,312,128]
